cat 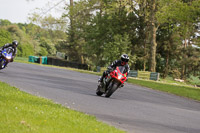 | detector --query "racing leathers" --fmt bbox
[99,60,130,84]
[0,43,17,62]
